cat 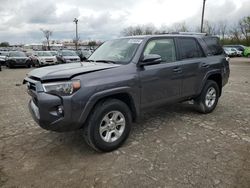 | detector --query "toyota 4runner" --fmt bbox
[24,33,230,152]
